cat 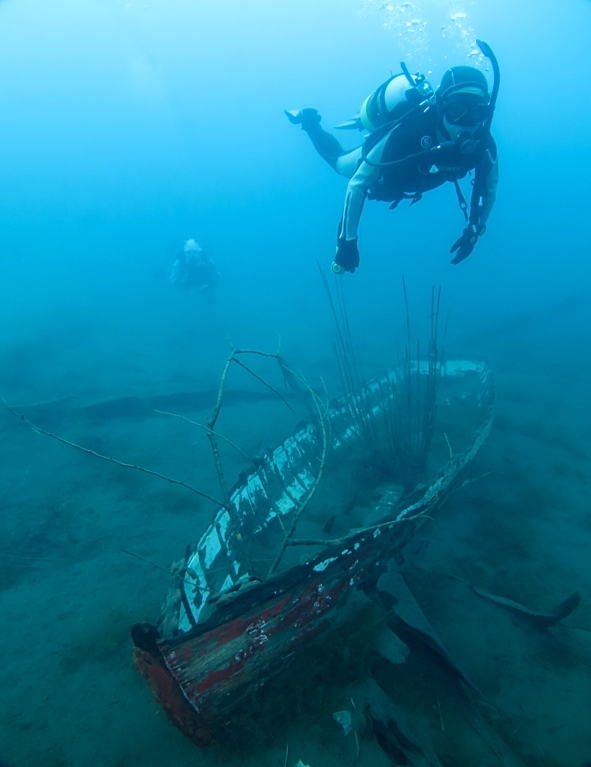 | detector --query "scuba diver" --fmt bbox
[285,40,500,274]
[169,238,220,300]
